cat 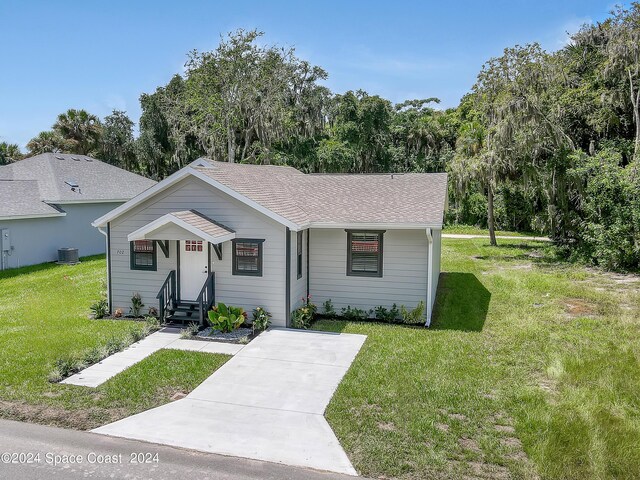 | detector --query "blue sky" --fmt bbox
[0,0,625,149]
